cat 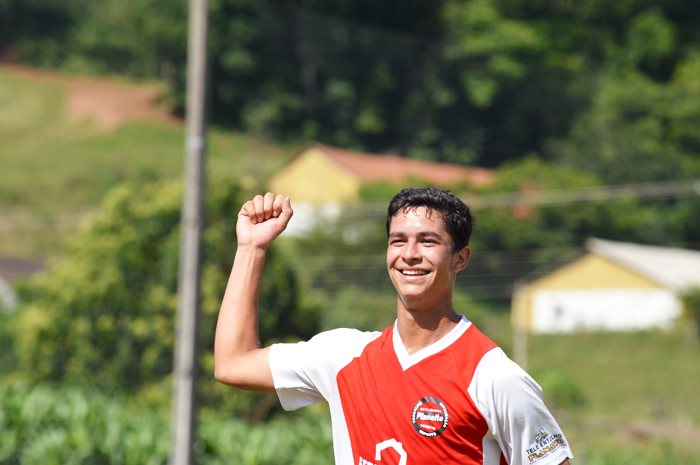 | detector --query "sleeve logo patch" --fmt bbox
[411,397,449,437]
[526,428,566,463]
